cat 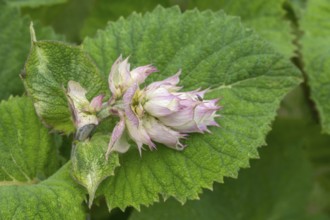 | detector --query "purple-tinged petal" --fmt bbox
[108,55,122,96]
[147,70,181,90]
[125,116,155,155]
[90,95,104,112]
[144,117,186,150]
[108,55,132,97]
[130,65,157,85]
[67,81,99,138]
[123,83,139,126]
[106,115,130,158]
[144,87,180,117]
